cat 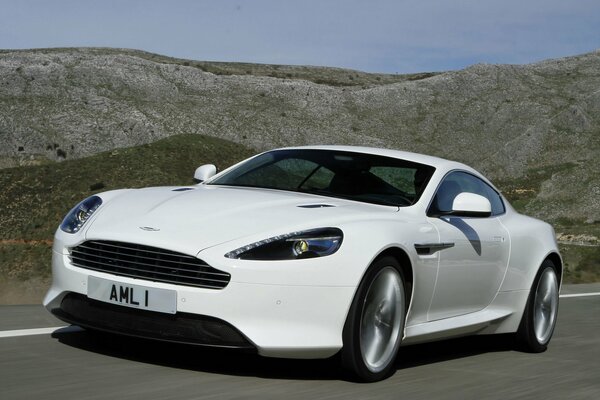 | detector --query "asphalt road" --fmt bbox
[1,284,599,400]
